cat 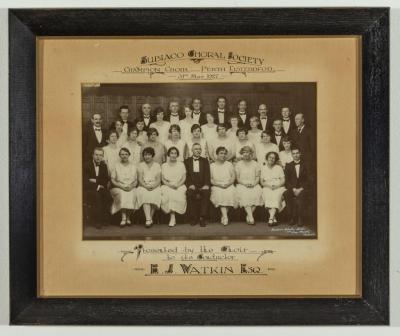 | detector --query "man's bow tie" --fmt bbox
[193,112,201,115]
[294,162,301,166]
[283,118,290,122]
[239,112,246,115]
[143,116,150,119]
[193,158,199,161]
[94,128,101,131]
